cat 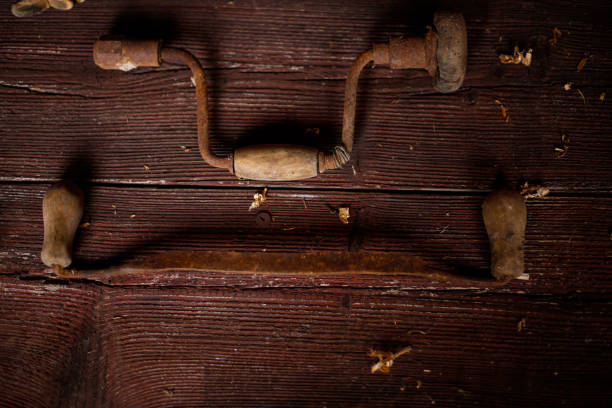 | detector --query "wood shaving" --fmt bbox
[79,222,90,229]
[416,379,423,389]
[521,182,551,199]
[549,27,562,47]
[369,346,412,374]
[130,214,136,219]
[498,46,532,67]
[338,207,350,224]
[576,55,590,72]
[576,88,586,104]
[554,134,570,158]
[495,99,510,123]
[517,317,527,332]
[600,92,606,102]
[143,165,150,171]
[249,188,267,211]
[564,82,572,91]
